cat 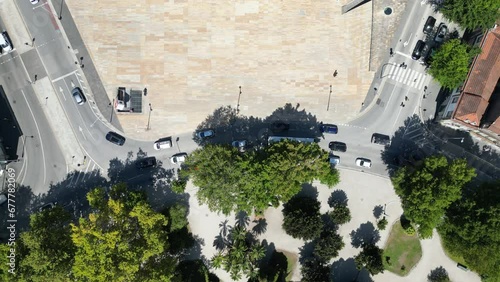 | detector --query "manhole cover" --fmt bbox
[384,7,393,15]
